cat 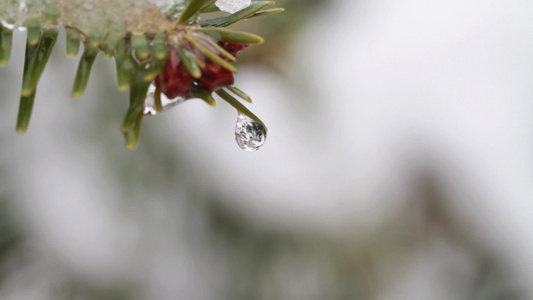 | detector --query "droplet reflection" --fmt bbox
[235,113,267,151]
